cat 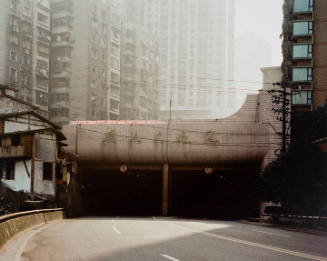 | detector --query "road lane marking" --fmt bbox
[161,254,181,261]
[112,227,121,235]
[14,223,56,261]
[252,229,291,238]
[170,222,327,261]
